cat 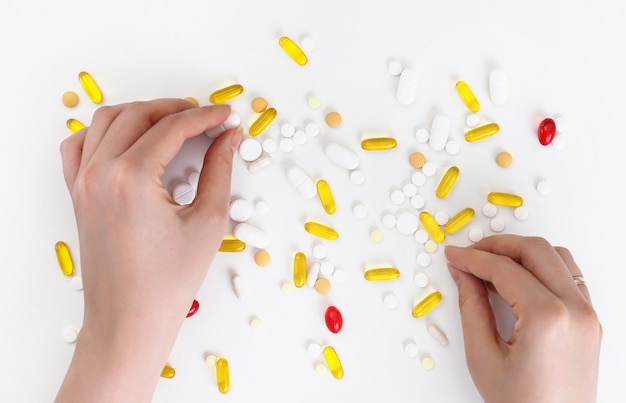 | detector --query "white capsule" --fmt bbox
[229,199,252,222]
[415,128,430,143]
[388,60,404,76]
[325,143,360,170]
[305,122,320,137]
[350,169,365,185]
[416,252,432,267]
[468,227,484,242]
[172,183,195,205]
[482,203,498,218]
[427,323,449,346]
[320,261,335,276]
[248,154,273,172]
[396,212,419,235]
[382,213,397,229]
[489,68,509,106]
[429,114,450,151]
[414,272,429,287]
[307,263,321,287]
[231,274,246,299]
[410,195,425,209]
[233,223,269,249]
[239,138,263,162]
[279,137,295,153]
[286,166,317,199]
[396,67,418,105]
[262,138,278,154]
[490,217,506,232]
[293,130,308,145]
[514,206,529,221]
